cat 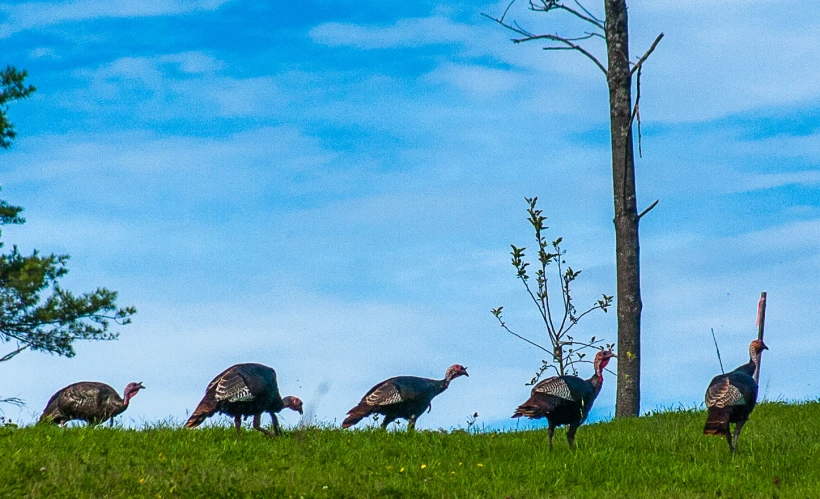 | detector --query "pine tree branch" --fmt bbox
[0,344,28,362]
